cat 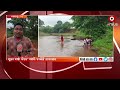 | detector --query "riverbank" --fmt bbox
[39,31,113,57]
[39,32,75,36]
